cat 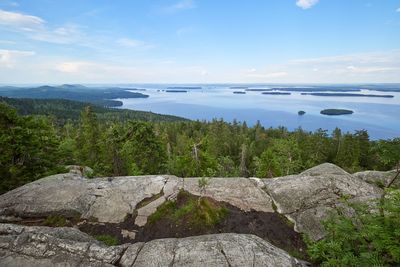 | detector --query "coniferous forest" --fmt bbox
[1,97,399,194]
